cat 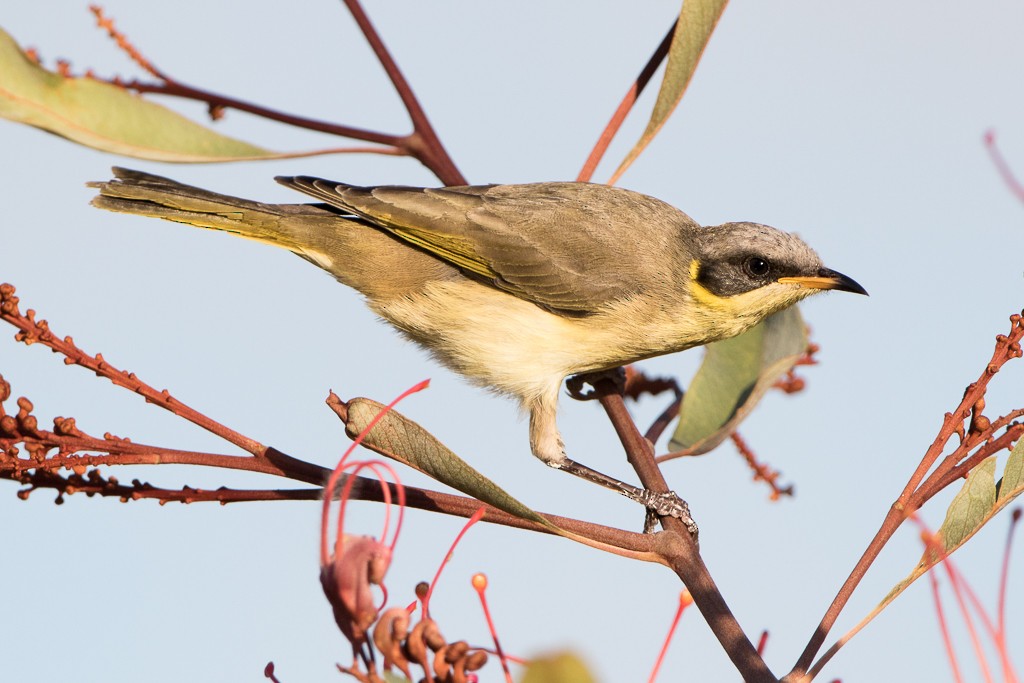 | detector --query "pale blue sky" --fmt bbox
[2,2,1023,681]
